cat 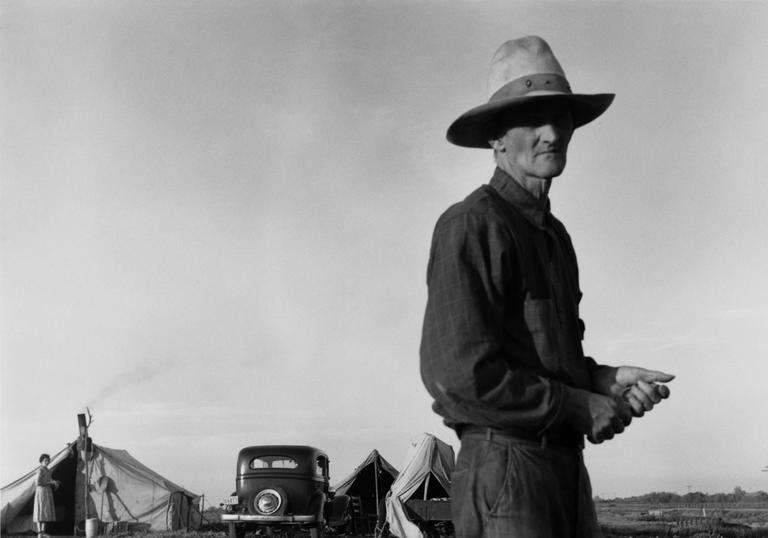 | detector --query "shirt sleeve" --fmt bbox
[419,210,566,434]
